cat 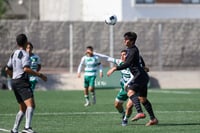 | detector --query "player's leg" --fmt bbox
[115,82,128,118]
[11,84,26,133]
[11,96,26,132]
[138,87,158,126]
[23,97,35,131]
[128,85,146,121]
[89,76,96,104]
[122,99,133,126]
[84,76,90,106]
